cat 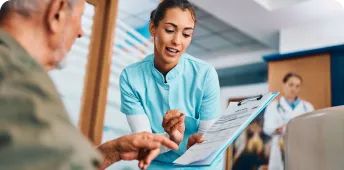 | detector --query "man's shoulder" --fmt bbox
[0,31,101,170]
[0,45,101,170]
[0,42,12,81]
[0,30,44,73]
